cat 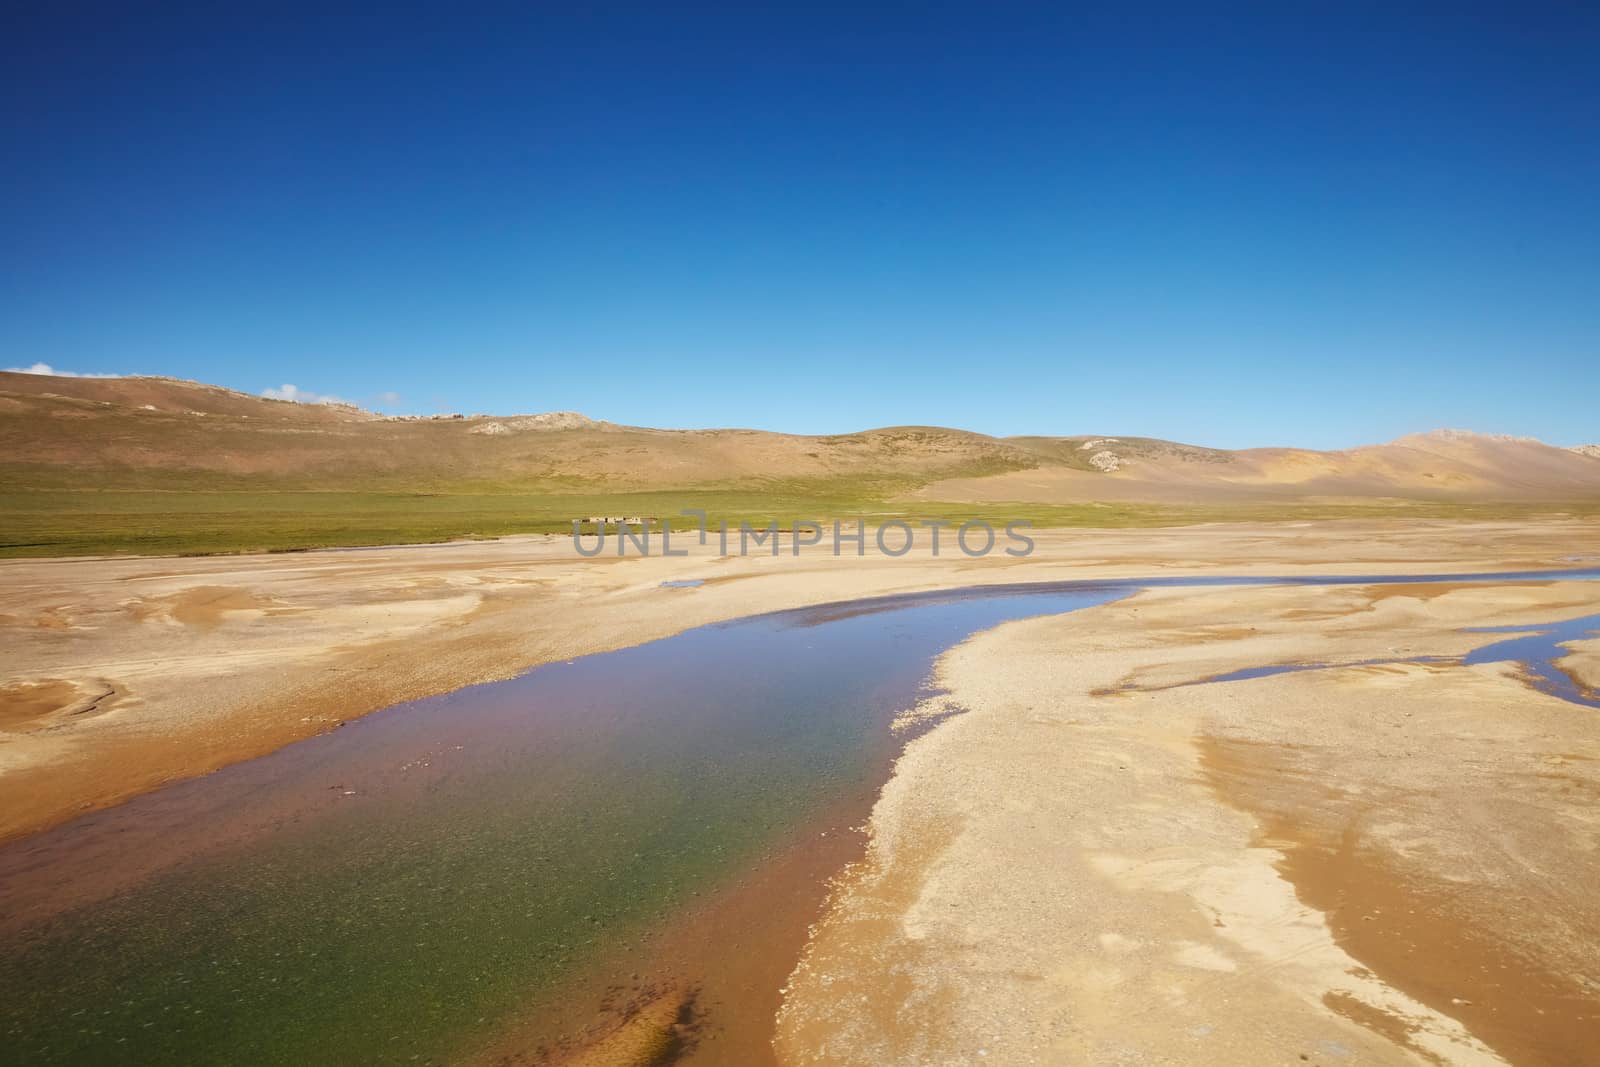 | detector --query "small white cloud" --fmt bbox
[5,362,124,378]
[263,383,347,405]
[377,391,402,405]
